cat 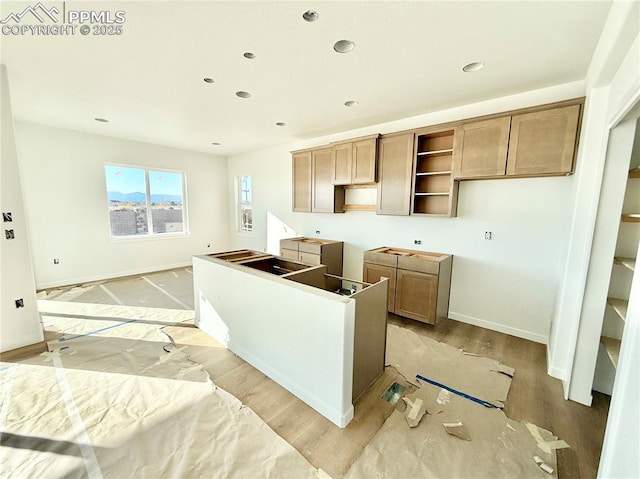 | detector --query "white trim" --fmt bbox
[36,261,192,290]
[231,343,354,428]
[449,312,547,345]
